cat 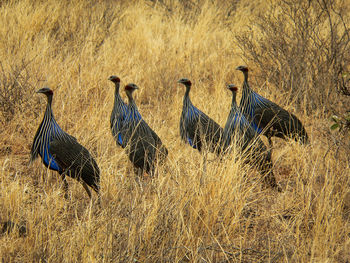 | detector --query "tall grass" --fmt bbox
[0,0,349,262]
